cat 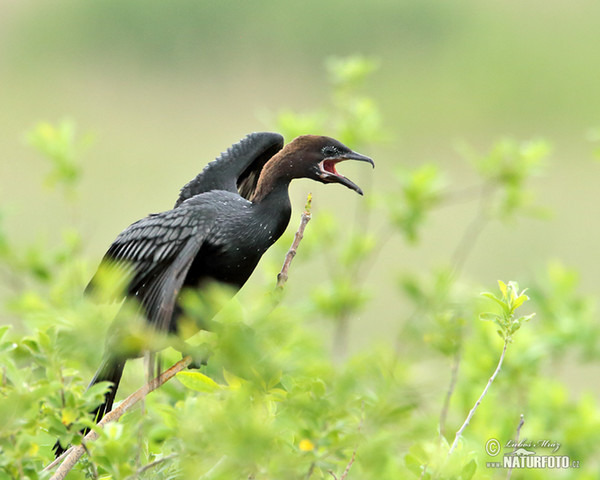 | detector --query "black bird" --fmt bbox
[54,132,373,456]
